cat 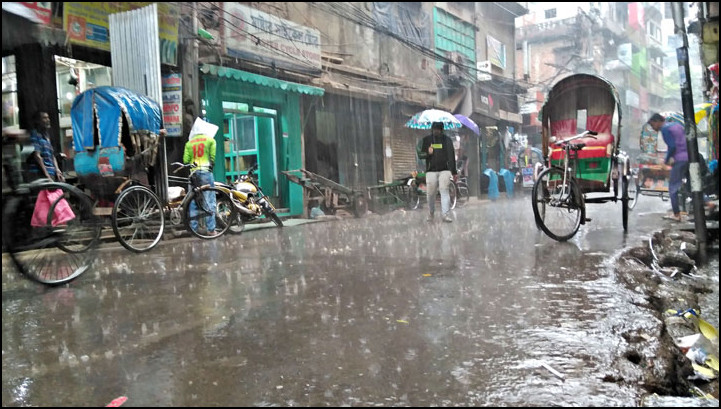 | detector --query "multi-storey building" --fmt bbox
[516,2,671,157]
[3,2,529,216]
